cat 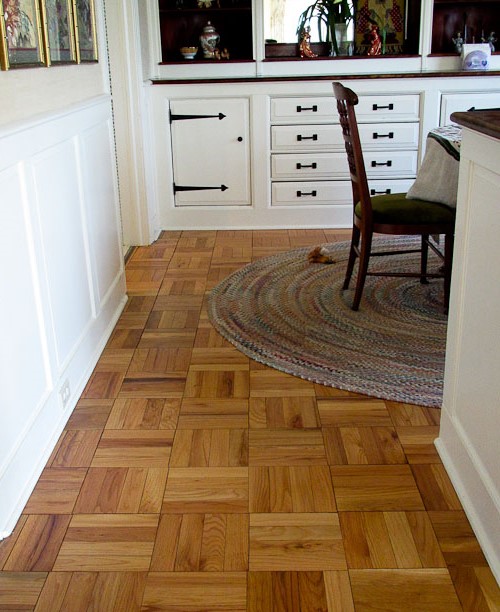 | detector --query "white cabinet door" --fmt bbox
[170,98,251,206]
